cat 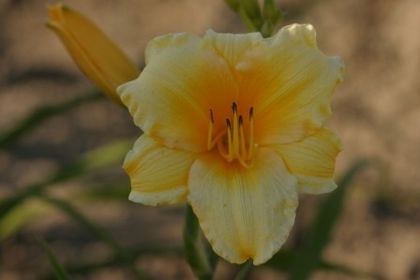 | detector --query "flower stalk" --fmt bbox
[183,205,216,280]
